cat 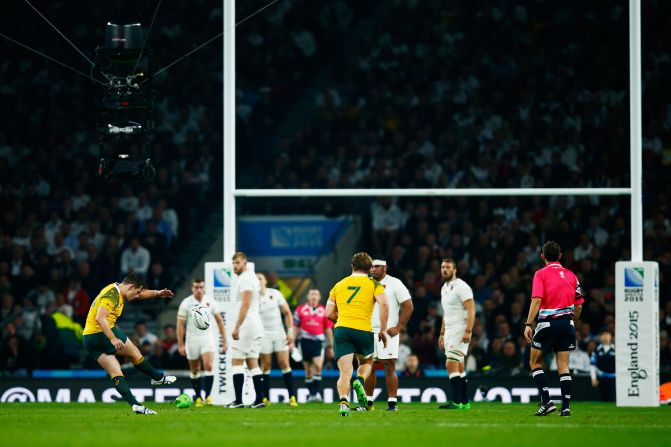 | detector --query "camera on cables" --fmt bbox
[95,23,155,182]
